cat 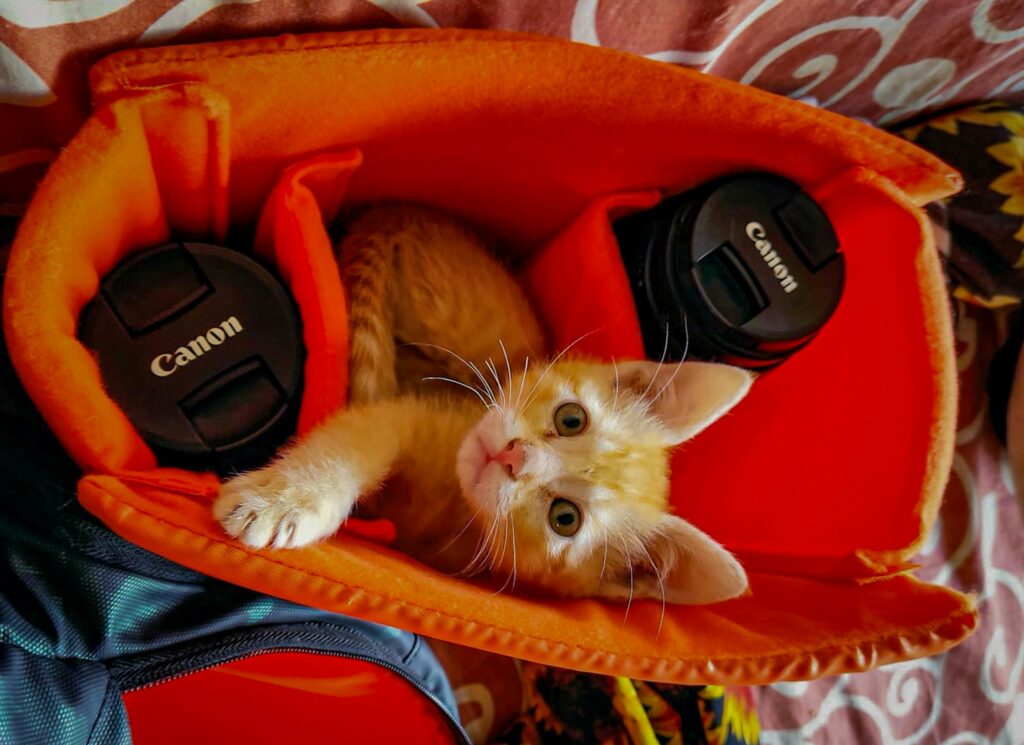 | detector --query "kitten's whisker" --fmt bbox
[469,360,498,406]
[492,574,513,596]
[484,518,508,586]
[492,519,517,596]
[611,358,621,411]
[492,517,509,571]
[641,322,671,401]
[432,506,482,557]
[650,357,684,404]
[458,565,484,578]
[634,538,667,639]
[460,510,502,576]
[460,548,489,577]
[421,376,492,409]
[650,317,691,405]
[470,511,489,555]
[406,342,498,406]
[476,510,504,572]
[514,357,530,413]
[485,358,500,392]
[680,314,690,363]
[499,517,511,571]
[485,358,507,409]
[520,329,597,411]
[467,531,494,575]
[598,534,610,585]
[499,340,514,405]
[617,535,634,625]
[510,520,518,591]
